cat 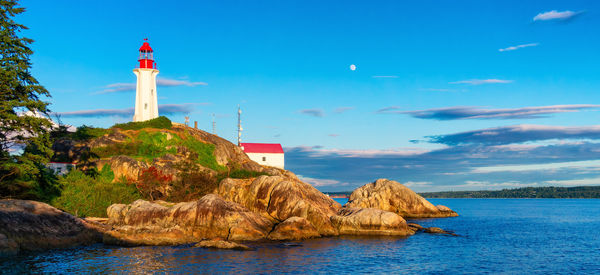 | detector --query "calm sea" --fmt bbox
[2,198,600,274]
